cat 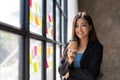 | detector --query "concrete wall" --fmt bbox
[67,0,78,41]
[78,0,120,80]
